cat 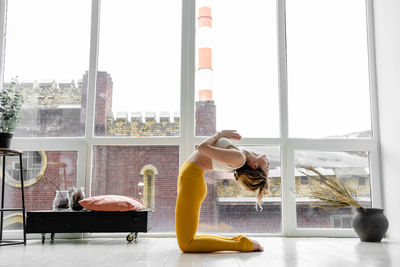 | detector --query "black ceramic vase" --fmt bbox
[352,208,389,242]
[0,133,13,148]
